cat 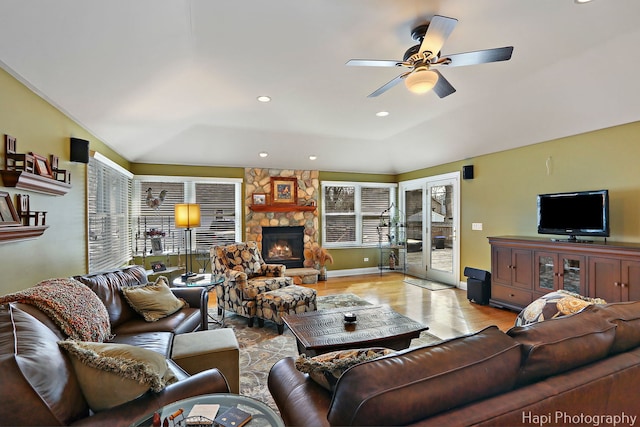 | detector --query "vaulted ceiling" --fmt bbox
[1,0,639,174]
